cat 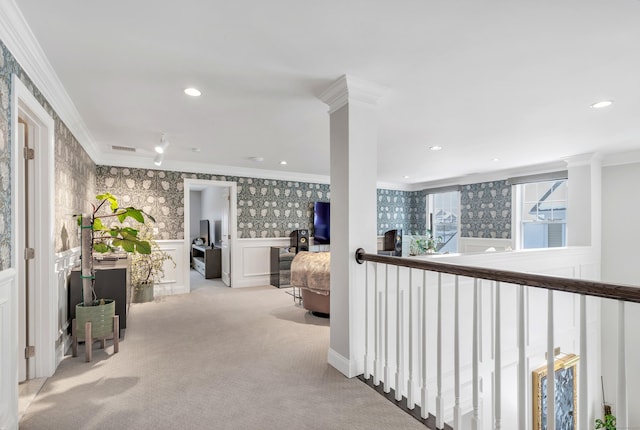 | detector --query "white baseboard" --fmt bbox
[154,283,189,297]
[328,348,364,378]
